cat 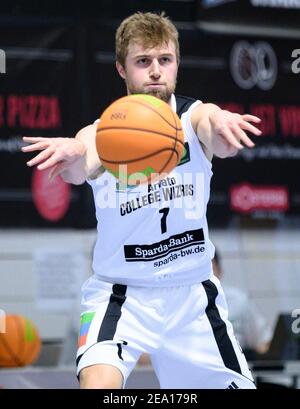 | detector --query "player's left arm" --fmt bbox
[191,103,262,160]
